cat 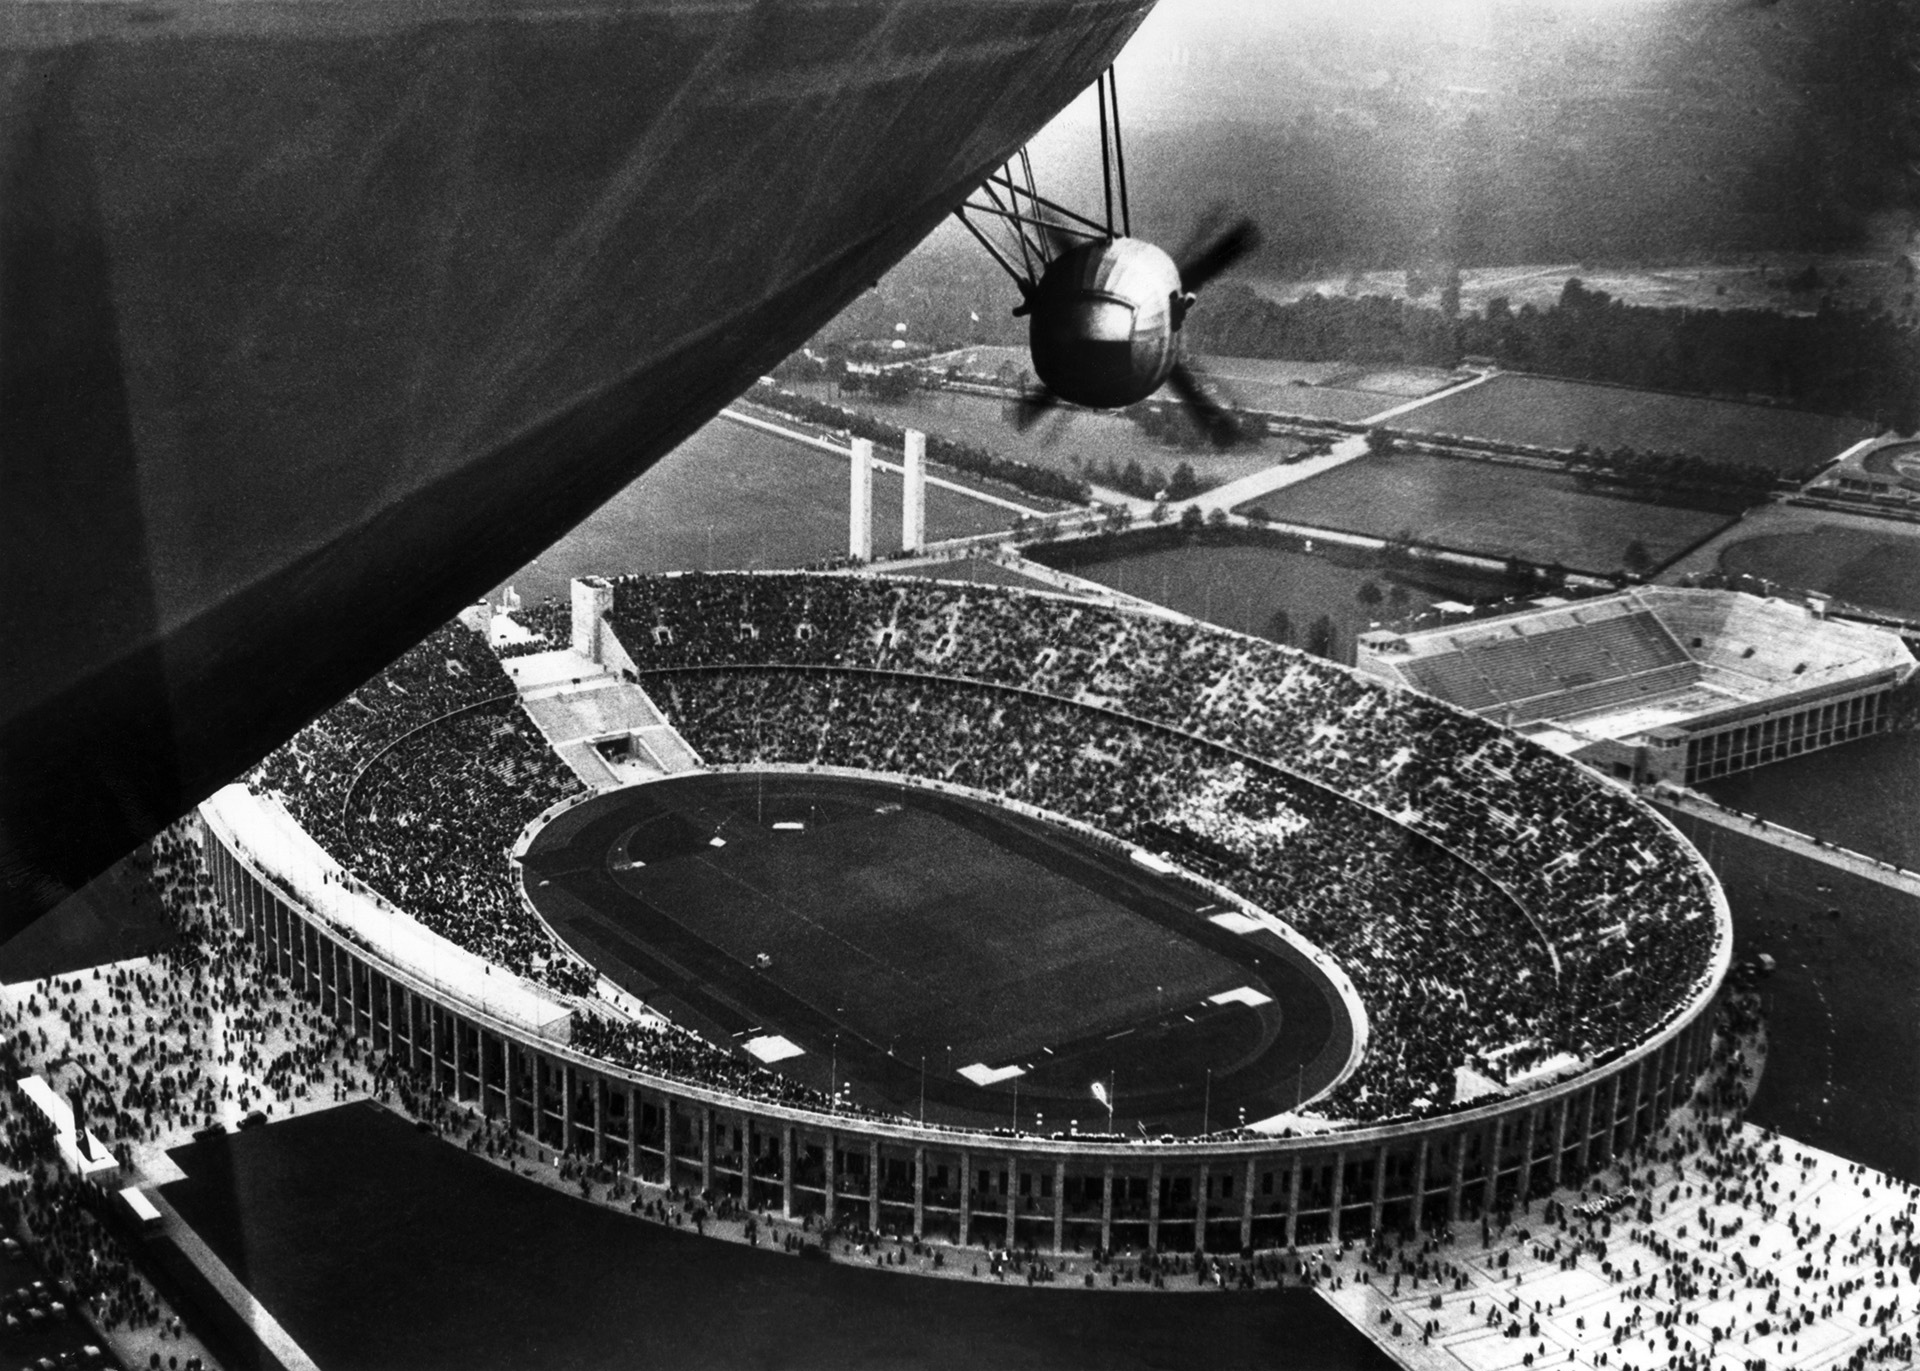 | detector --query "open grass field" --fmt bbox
[1659,814,1920,1186]
[1703,732,1920,872]
[522,772,1347,1132]
[1239,452,1736,574]
[1042,539,1453,663]
[161,1103,1391,1371]
[1394,373,1874,475]
[492,419,1018,606]
[1662,504,1920,621]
